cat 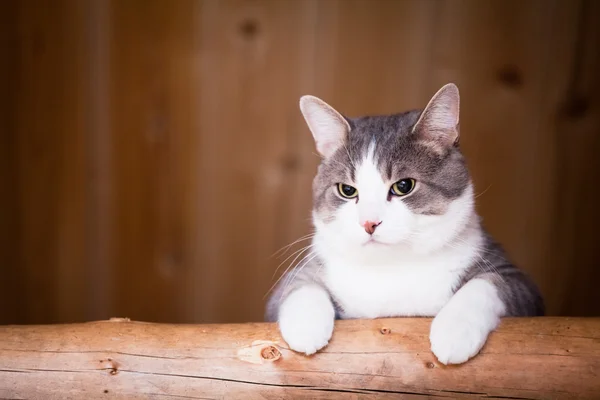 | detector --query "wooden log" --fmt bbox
[1,317,598,399]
